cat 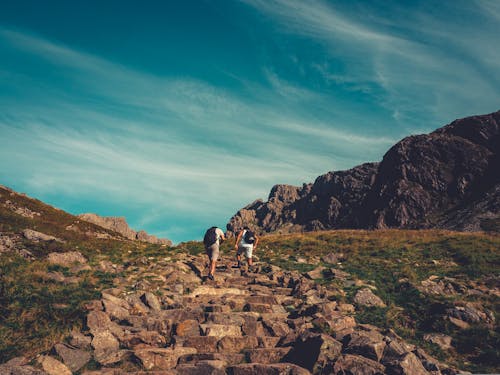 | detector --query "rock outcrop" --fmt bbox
[228,110,500,234]
[78,213,172,246]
